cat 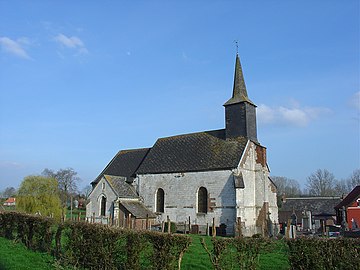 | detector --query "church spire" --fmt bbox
[224,54,255,106]
[224,53,258,142]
